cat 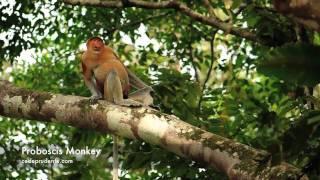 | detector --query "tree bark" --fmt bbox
[62,0,265,45]
[0,80,308,179]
